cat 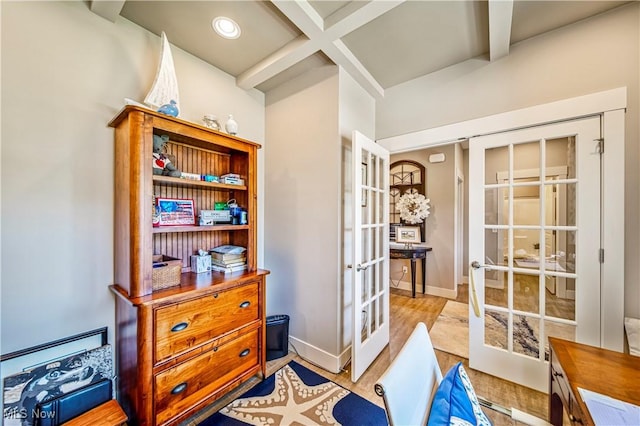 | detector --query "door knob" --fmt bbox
[471,261,490,270]
[347,264,368,271]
